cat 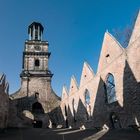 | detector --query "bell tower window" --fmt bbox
[35,59,40,67]
[35,25,38,40]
